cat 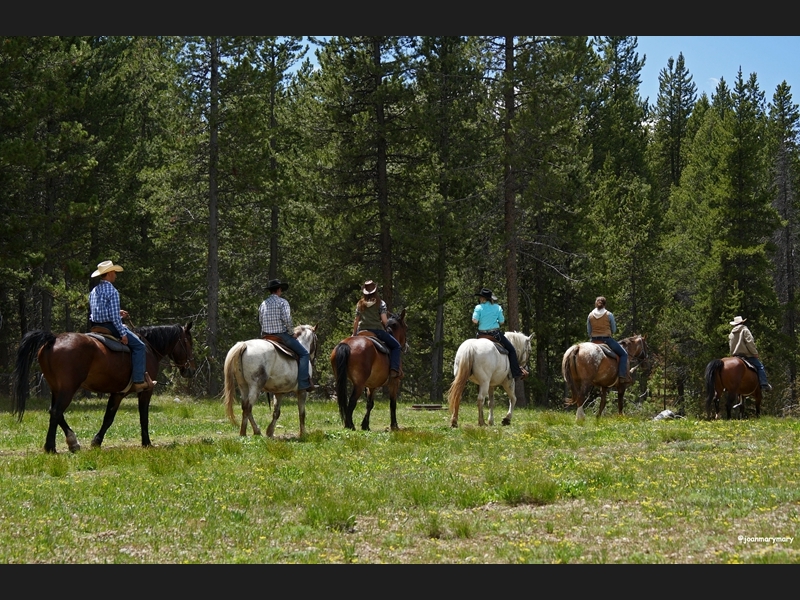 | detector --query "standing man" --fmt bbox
[89,260,153,393]
[729,315,772,391]
[258,279,314,392]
